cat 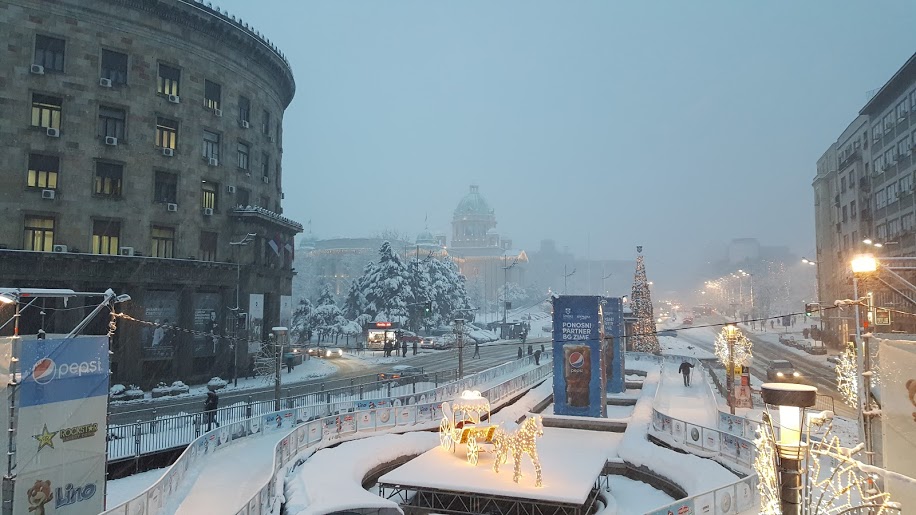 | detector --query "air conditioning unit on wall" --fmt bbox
[119,246,135,256]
